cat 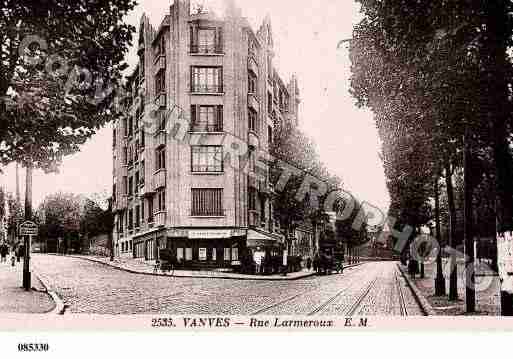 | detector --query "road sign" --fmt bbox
[19,221,38,236]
